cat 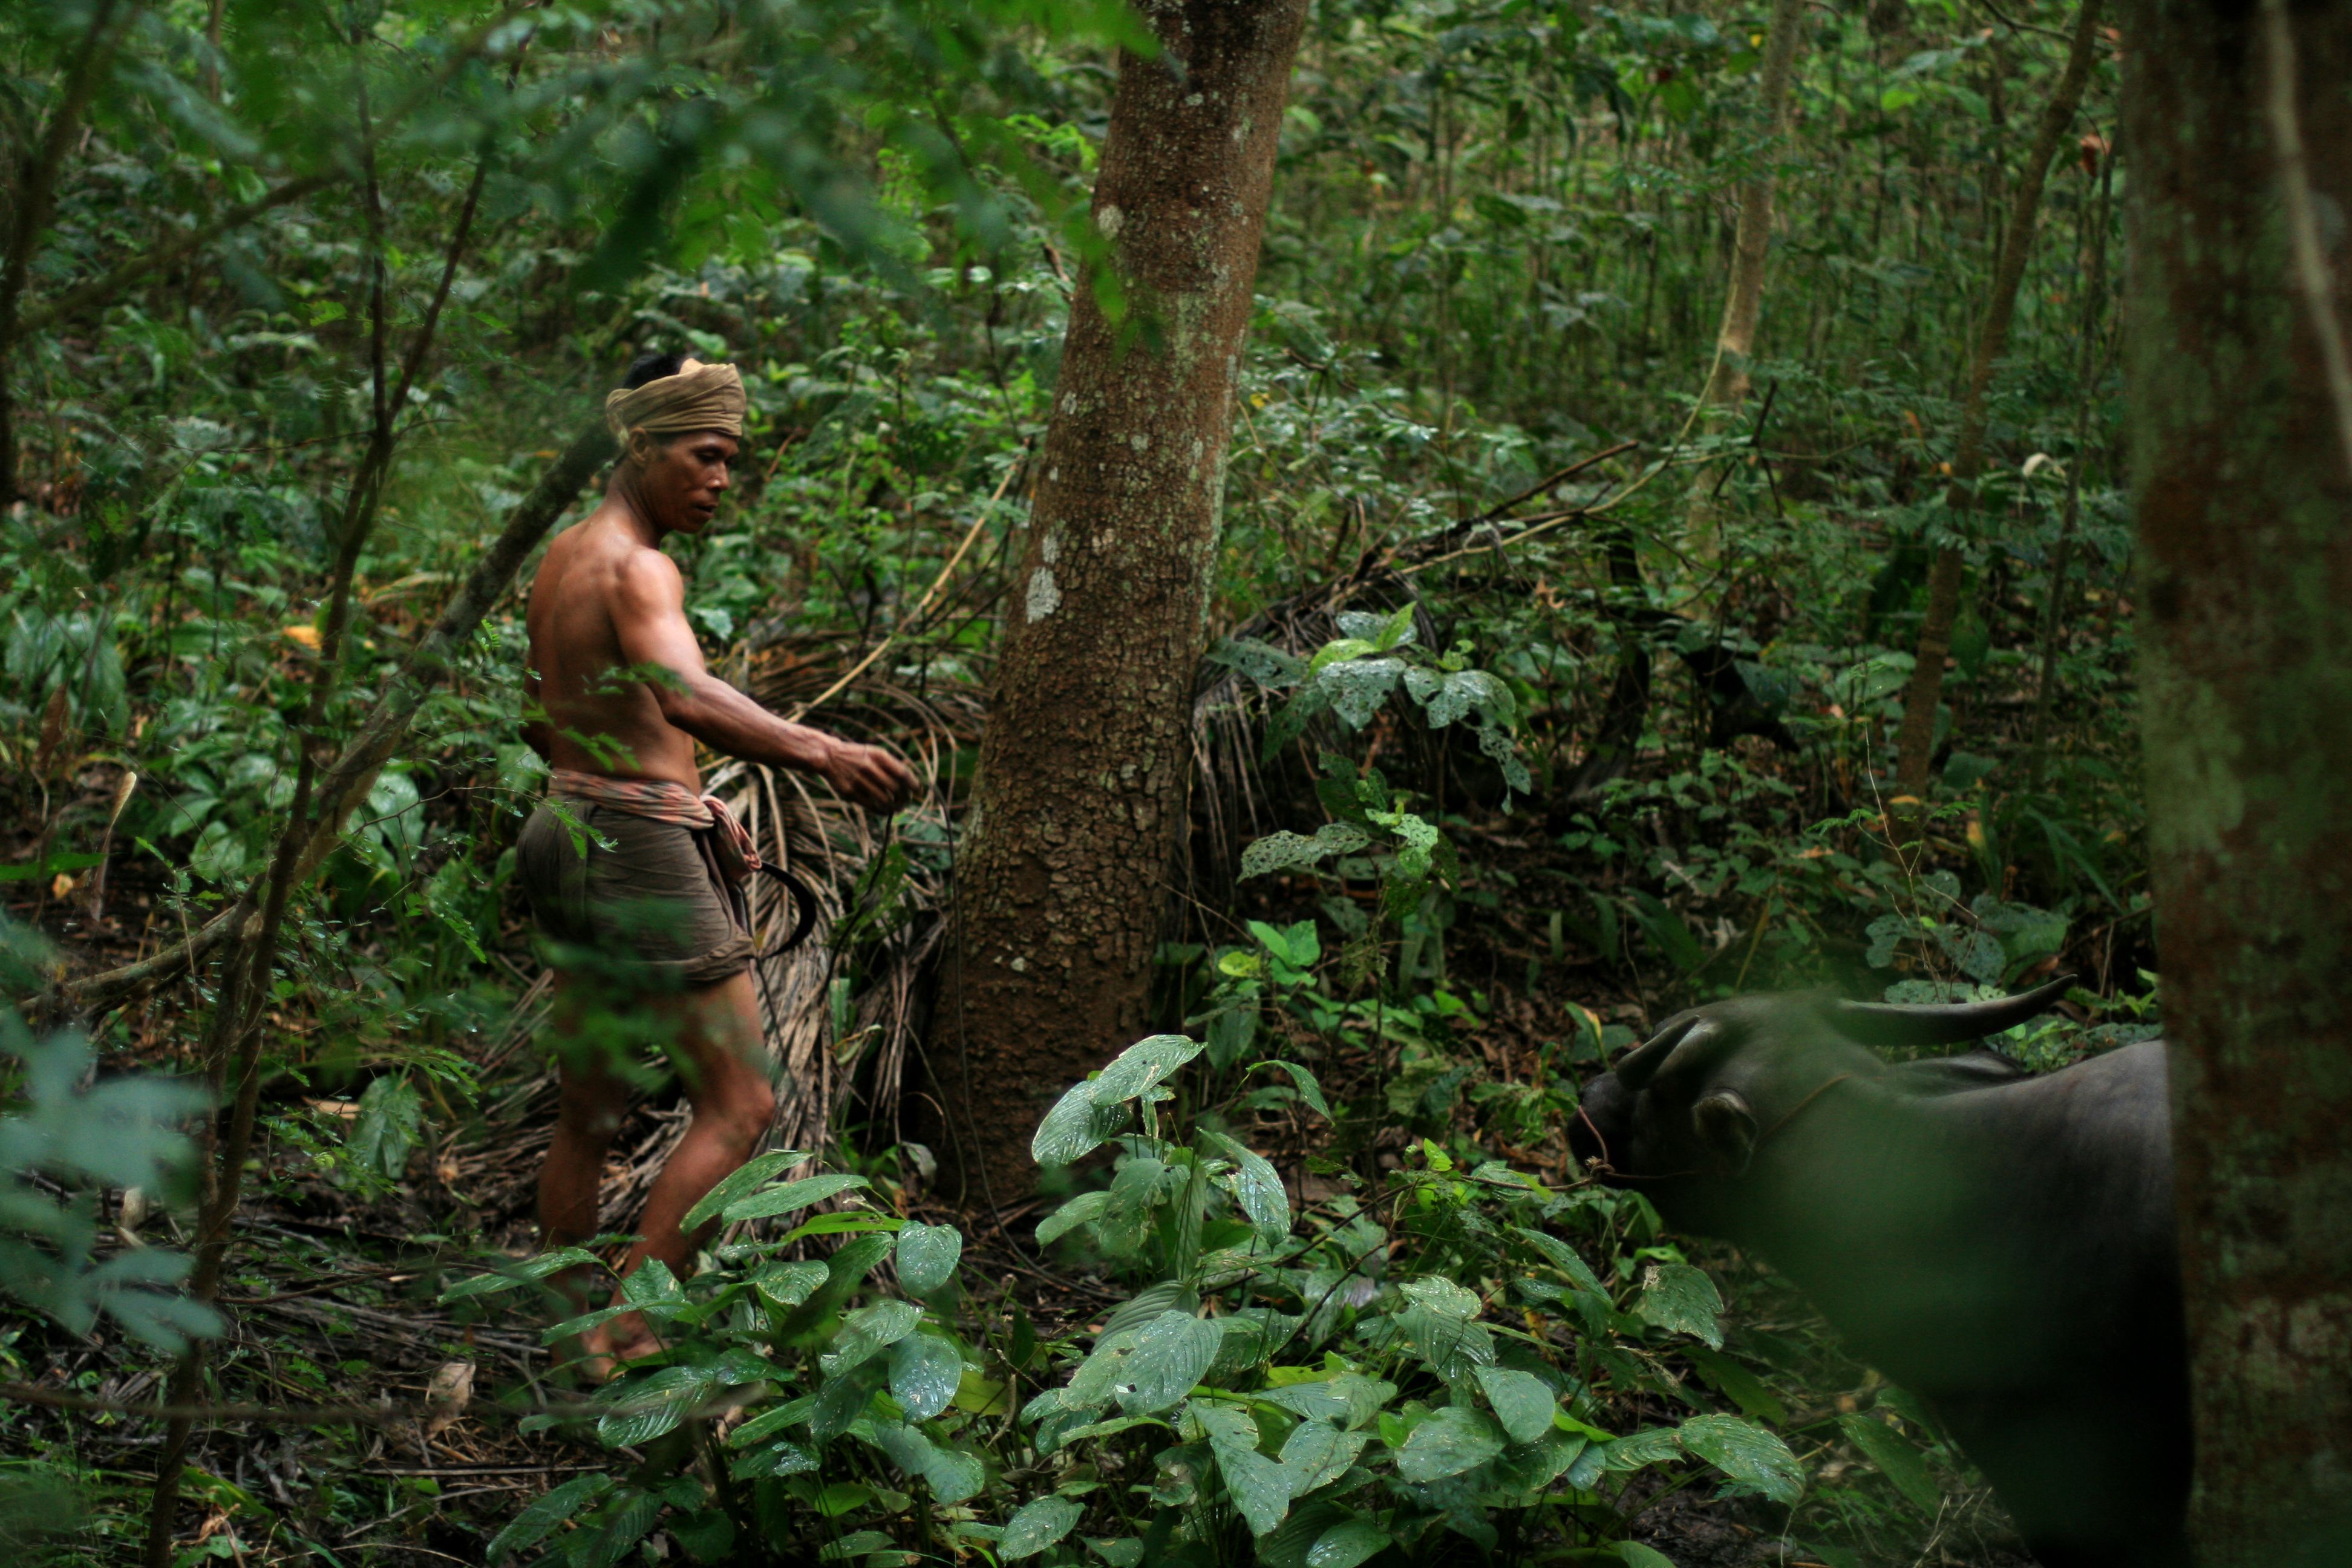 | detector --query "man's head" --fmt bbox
[606,351,746,536]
